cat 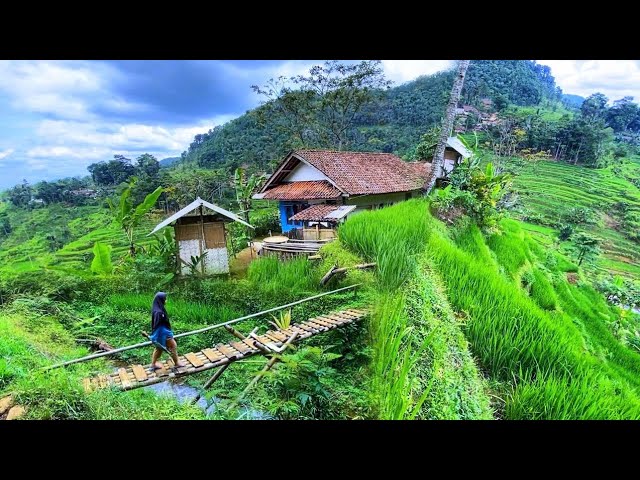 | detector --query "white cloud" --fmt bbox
[0,60,131,120]
[538,60,640,103]
[382,60,454,85]
[31,114,235,155]
[0,148,14,159]
[14,114,238,183]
